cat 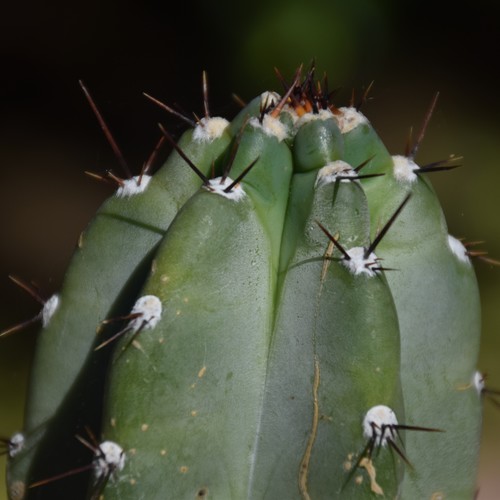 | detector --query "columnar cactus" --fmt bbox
[3,69,488,499]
